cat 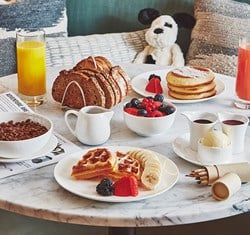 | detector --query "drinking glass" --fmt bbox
[234,34,250,109]
[16,29,46,107]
